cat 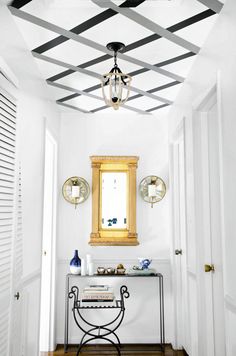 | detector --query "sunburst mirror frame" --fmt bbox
[139,175,166,208]
[62,176,90,208]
